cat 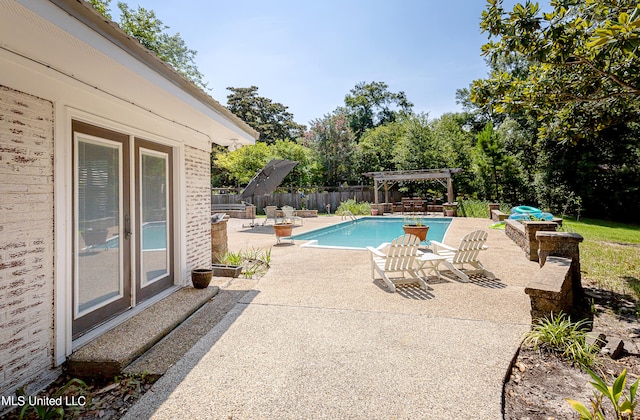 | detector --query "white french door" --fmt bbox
[72,121,173,339]
[135,139,174,303]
